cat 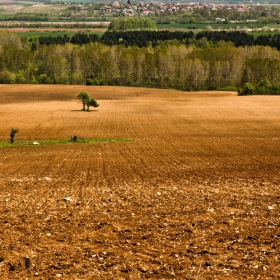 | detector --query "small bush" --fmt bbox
[10,128,19,143]
[70,135,78,142]
[238,82,255,96]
